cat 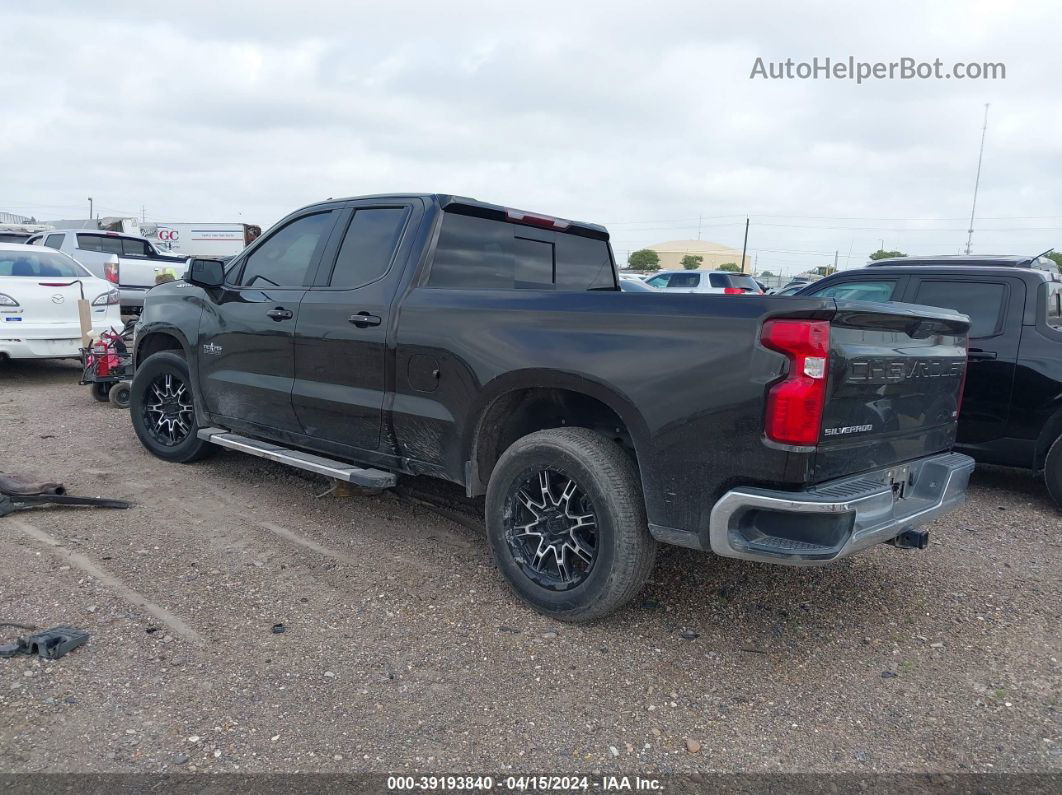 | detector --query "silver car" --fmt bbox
[643,270,762,294]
